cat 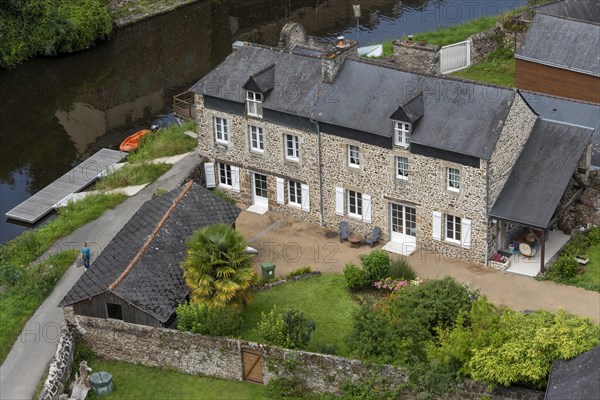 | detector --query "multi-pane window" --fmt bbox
[447,167,460,191]
[213,117,228,143]
[218,163,232,186]
[348,145,360,168]
[446,214,462,243]
[254,173,268,198]
[396,156,409,180]
[394,121,410,147]
[348,190,362,217]
[288,180,302,206]
[246,91,262,117]
[249,125,264,152]
[285,134,299,160]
